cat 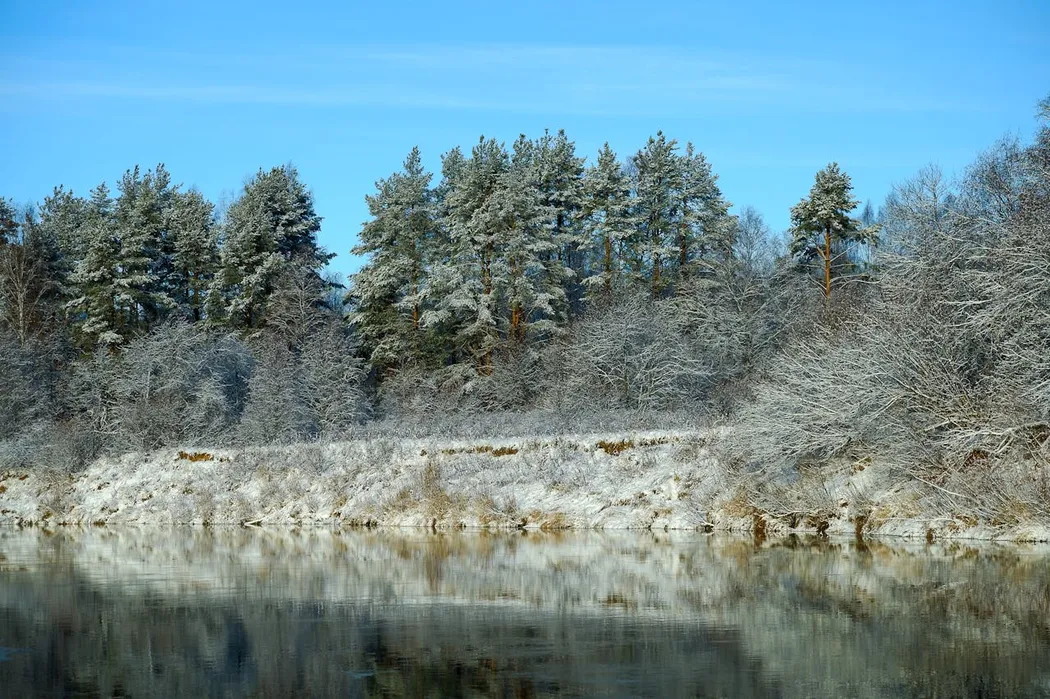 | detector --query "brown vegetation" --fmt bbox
[439,444,520,457]
[177,451,214,463]
[597,439,634,456]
